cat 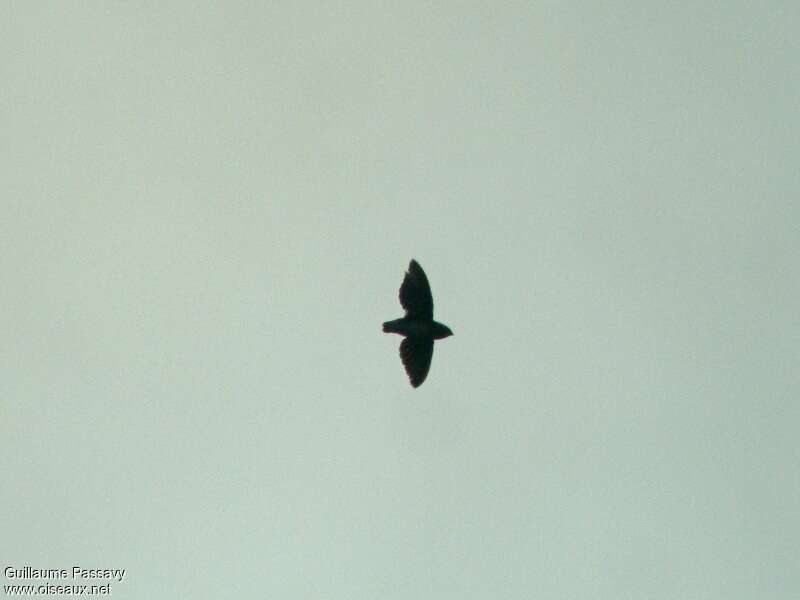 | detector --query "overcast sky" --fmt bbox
[2,3,798,598]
